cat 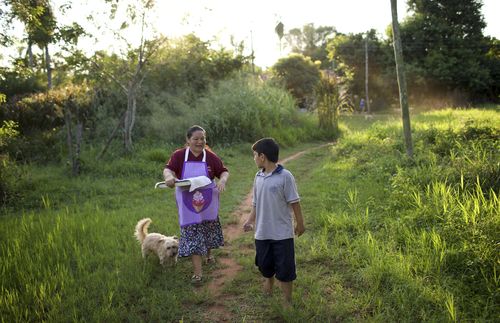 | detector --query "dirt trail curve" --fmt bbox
[203,143,333,321]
